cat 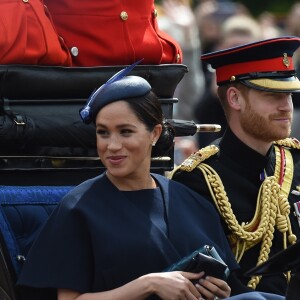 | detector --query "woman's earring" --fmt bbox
[152,141,156,146]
